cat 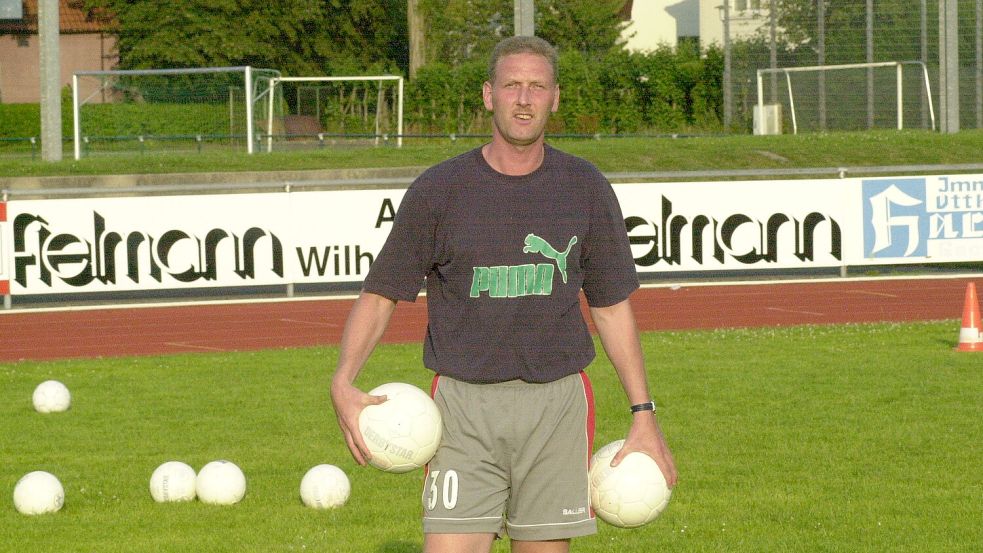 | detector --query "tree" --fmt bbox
[537,0,628,55]
[83,0,407,75]
[418,0,629,68]
[772,0,980,65]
